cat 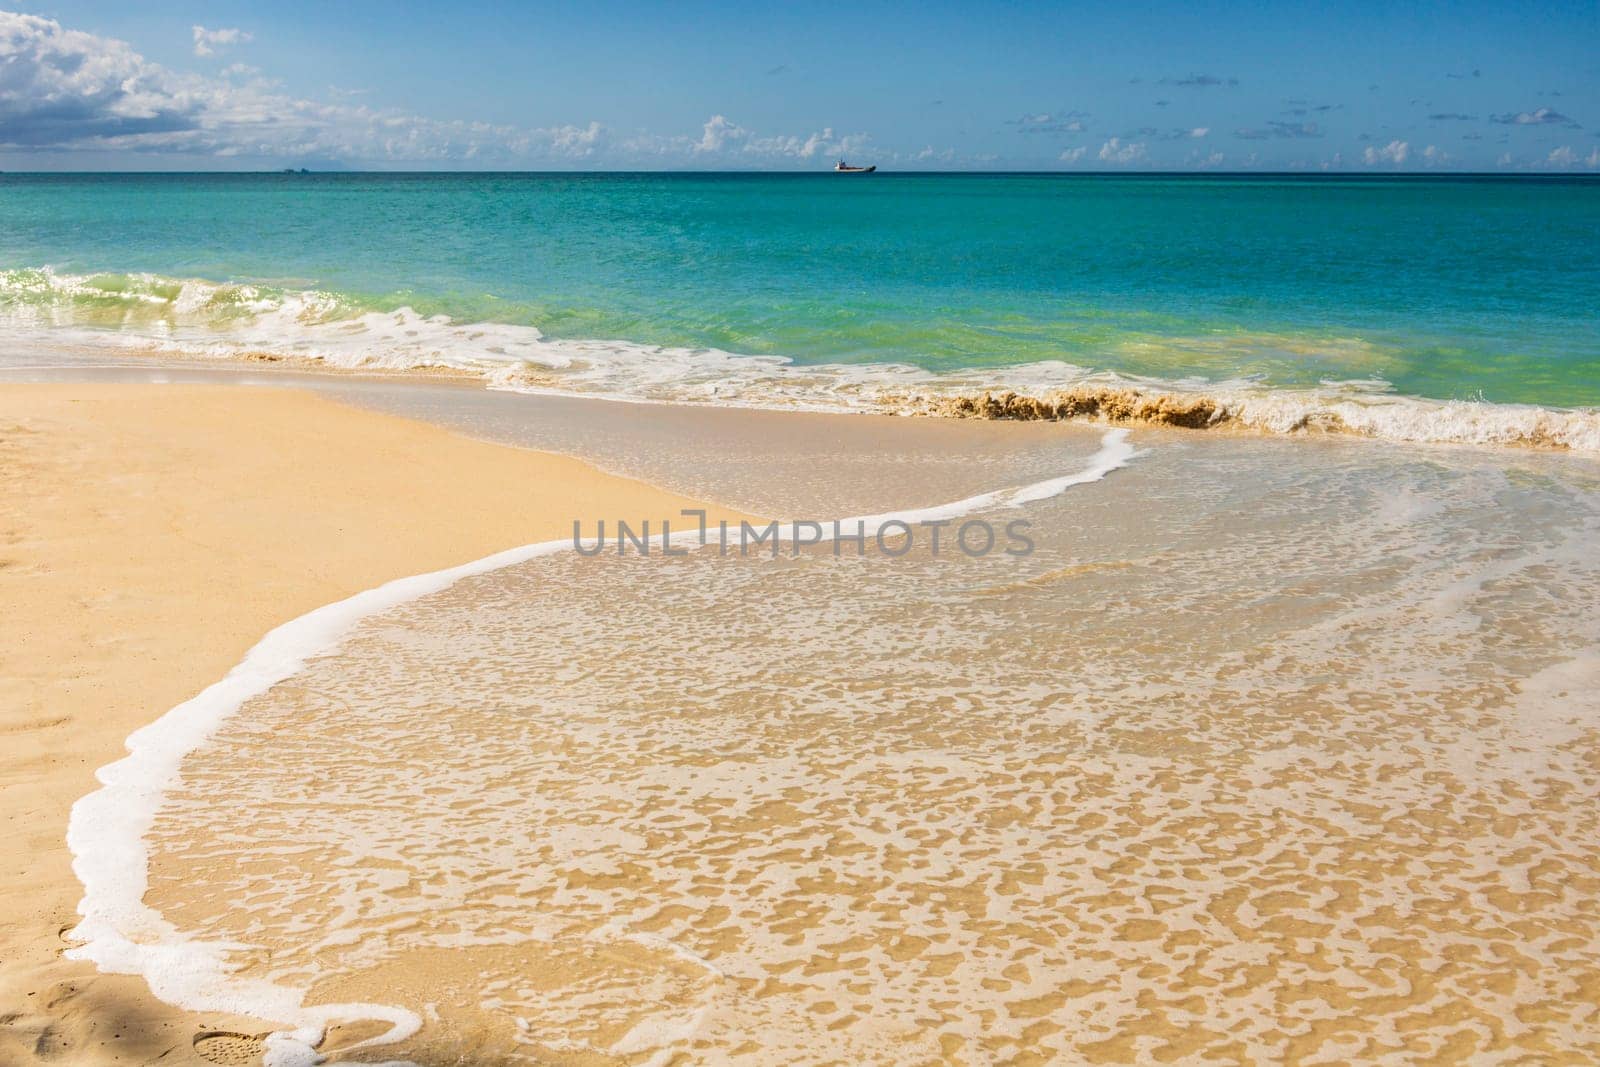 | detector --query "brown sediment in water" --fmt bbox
[888,385,1600,453]
[44,342,1600,454]
[894,386,1235,430]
